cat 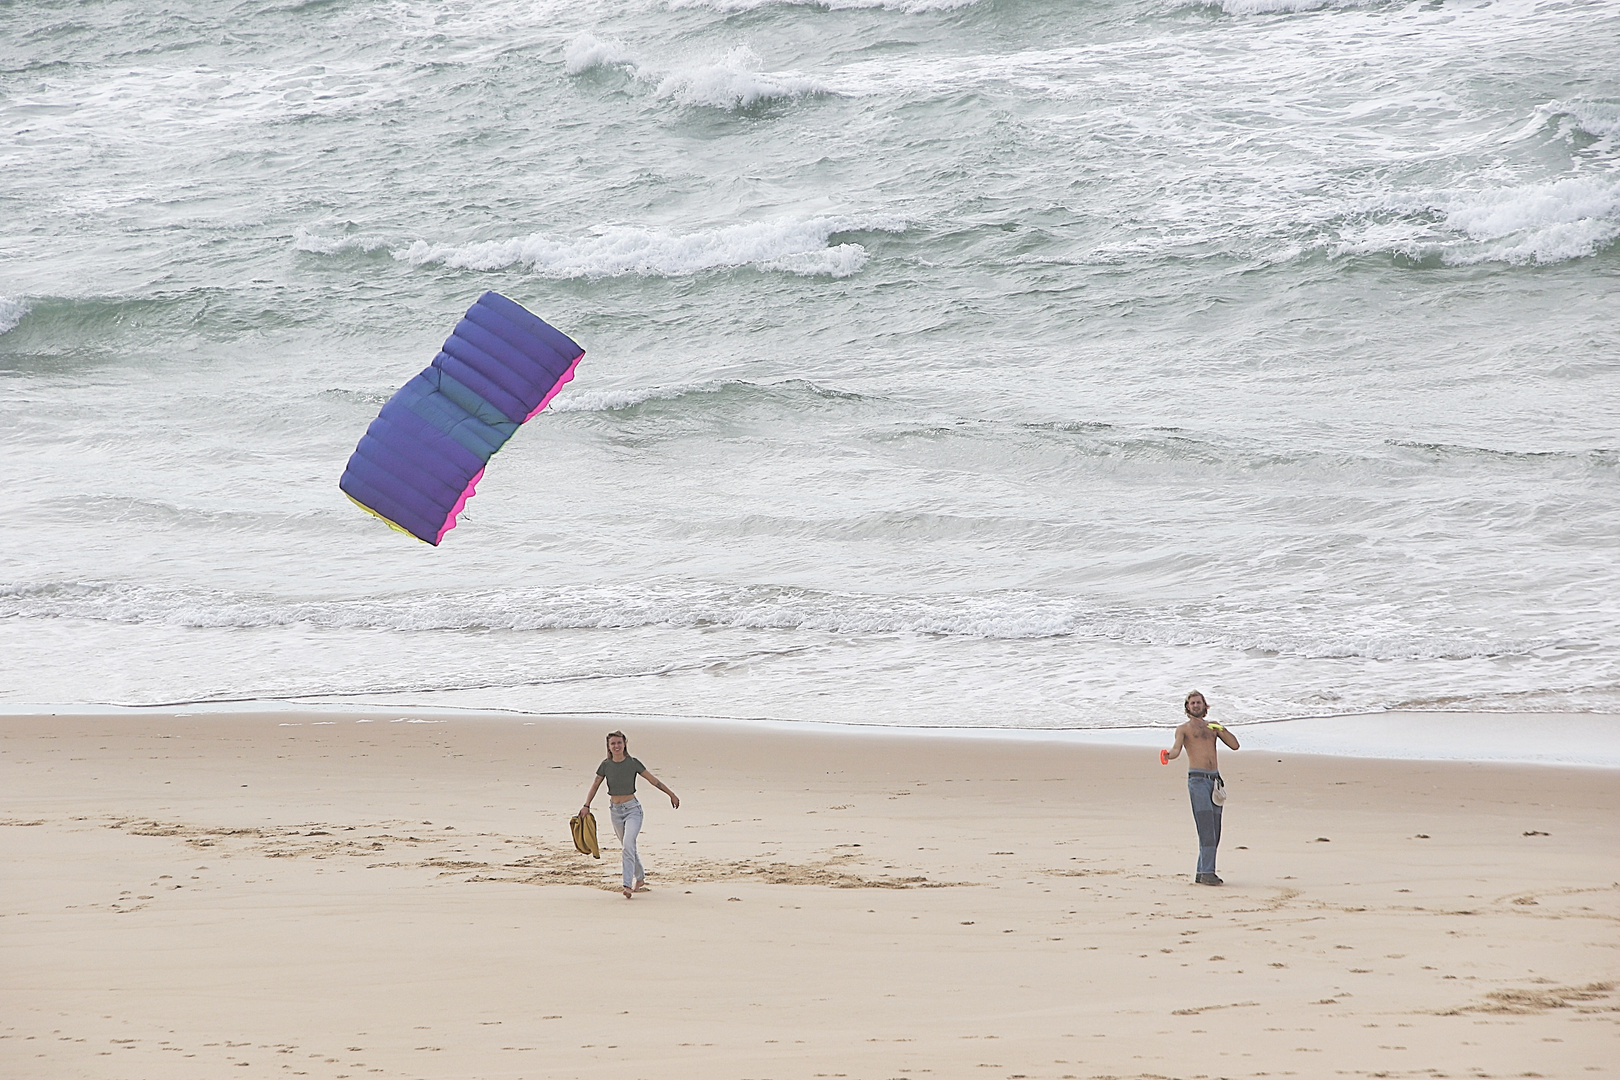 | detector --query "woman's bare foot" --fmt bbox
[622,886,633,899]
[633,879,648,892]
